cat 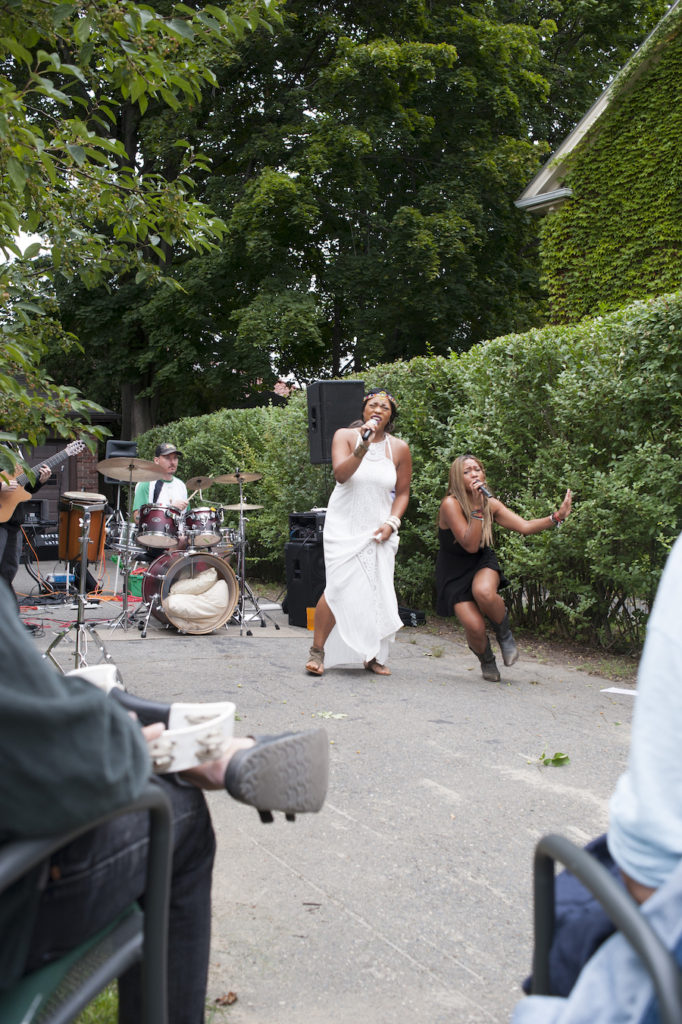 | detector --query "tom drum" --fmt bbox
[137,504,180,549]
[183,507,222,548]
